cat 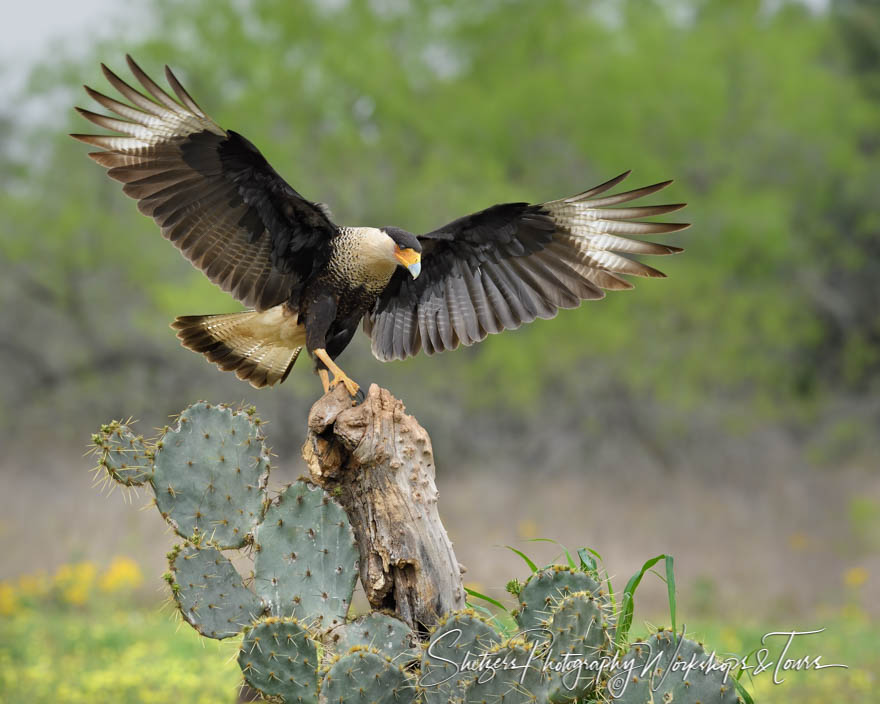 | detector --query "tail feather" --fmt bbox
[171,307,305,388]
